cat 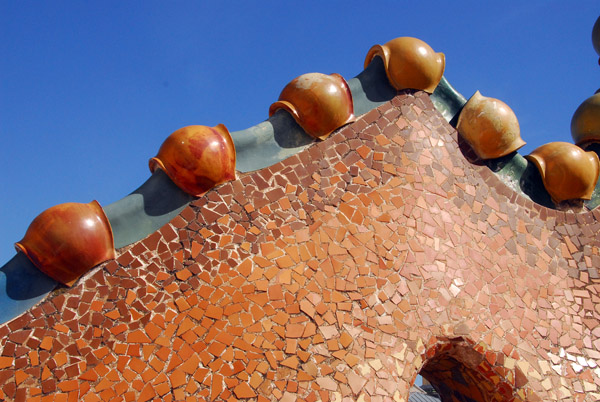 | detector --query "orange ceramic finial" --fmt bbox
[592,16,600,64]
[571,92,600,147]
[457,91,526,159]
[526,142,600,203]
[364,37,445,93]
[15,201,115,286]
[149,124,237,197]
[269,73,355,140]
